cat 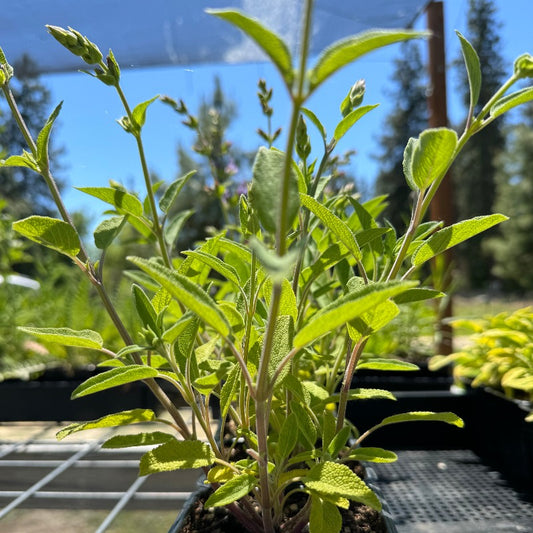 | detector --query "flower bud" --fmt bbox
[0,46,14,84]
[340,79,366,117]
[296,114,311,160]
[46,25,103,65]
[514,53,533,79]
